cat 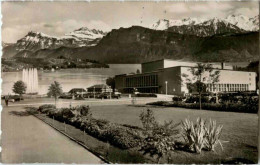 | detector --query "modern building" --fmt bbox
[115,59,256,96]
[87,84,112,93]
